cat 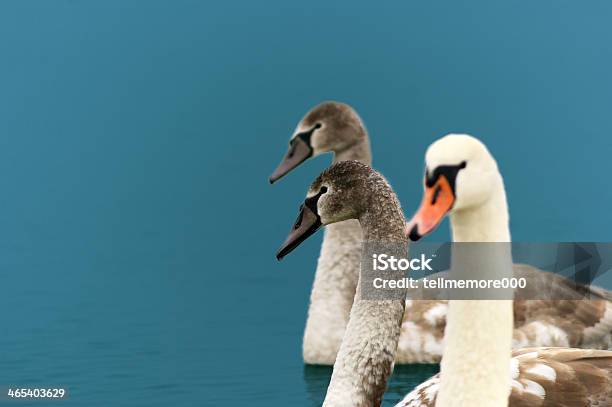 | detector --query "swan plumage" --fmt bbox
[398,134,612,406]
[398,347,612,407]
